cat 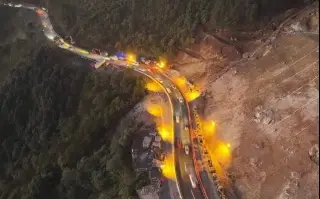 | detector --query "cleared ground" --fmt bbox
[205,34,318,199]
[173,5,319,198]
